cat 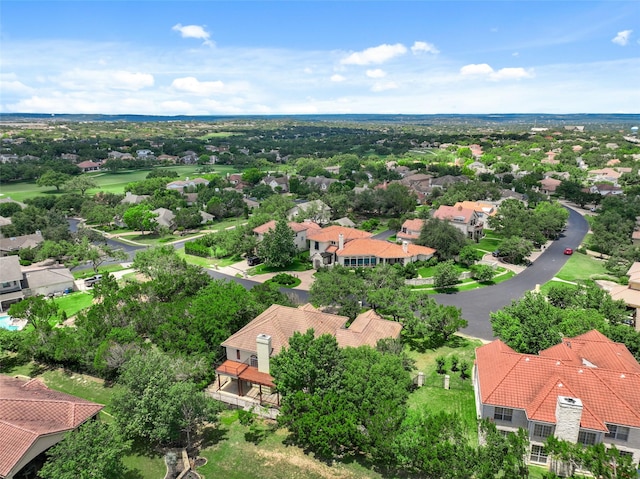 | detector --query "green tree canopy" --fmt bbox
[257,219,297,268]
[416,217,467,260]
